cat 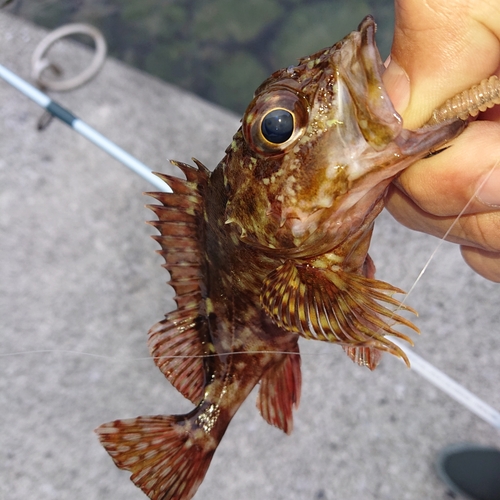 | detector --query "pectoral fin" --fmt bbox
[261,260,417,367]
